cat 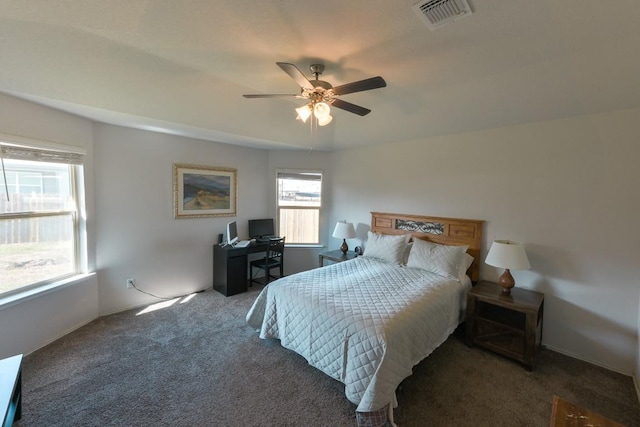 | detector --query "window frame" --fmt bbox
[0,138,85,297]
[276,169,323,246]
